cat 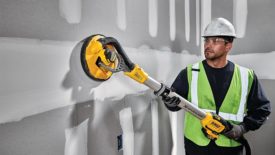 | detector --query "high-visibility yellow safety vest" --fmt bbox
[184,61,254,147]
